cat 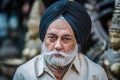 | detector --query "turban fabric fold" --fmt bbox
[39,0,91,48]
